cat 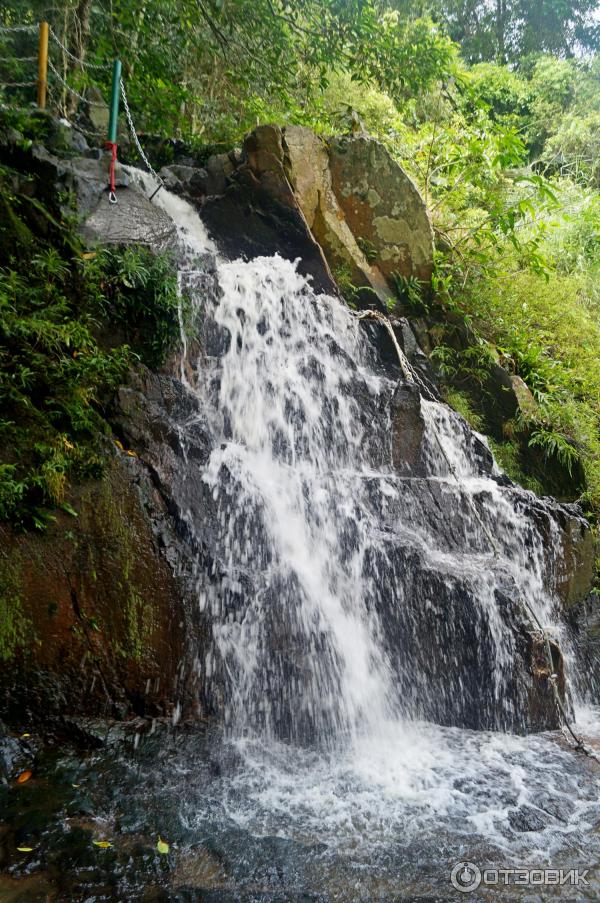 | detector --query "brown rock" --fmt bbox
[556,513,597,609]
[328,135,434,285]
[283,125,394,304]
[200,125,337,294]
[0,457,187,726]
